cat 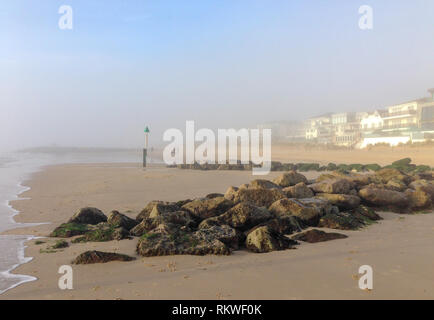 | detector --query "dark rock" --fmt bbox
[224,186,239,201]
[181,197,233,220]
[409,180,434,201]
[130,211,196,237]
[50,223,89,238]
[199,202,272,231]
[72,251,135,264]
[269,198,322,226]
[298,198,337,216]
[112,227,131,241]
[195,225,243,250]
[359,188,410,209]
[249,179,281,190]
[263,216,305,235]
[72,223,128,243]
[315,193,361,210]
[232,188,286,208]
[309,179,354,194]
[405,189,432,210]
[136,201,180,222]
[51,240,69,249]
[318,212,364,230]
[68,207,107,225]
[205,193,224,199]
[392,158,412,167]
[273,171,308,187]
[374,168,411,185]
[107,210,138,231]
[316,172,372,190]
[245,226,298,253]
[291,229,348,243]
[136,228,231,257]
[283,182,314,199]
[350,205,382,221]
[386,179,407,192]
